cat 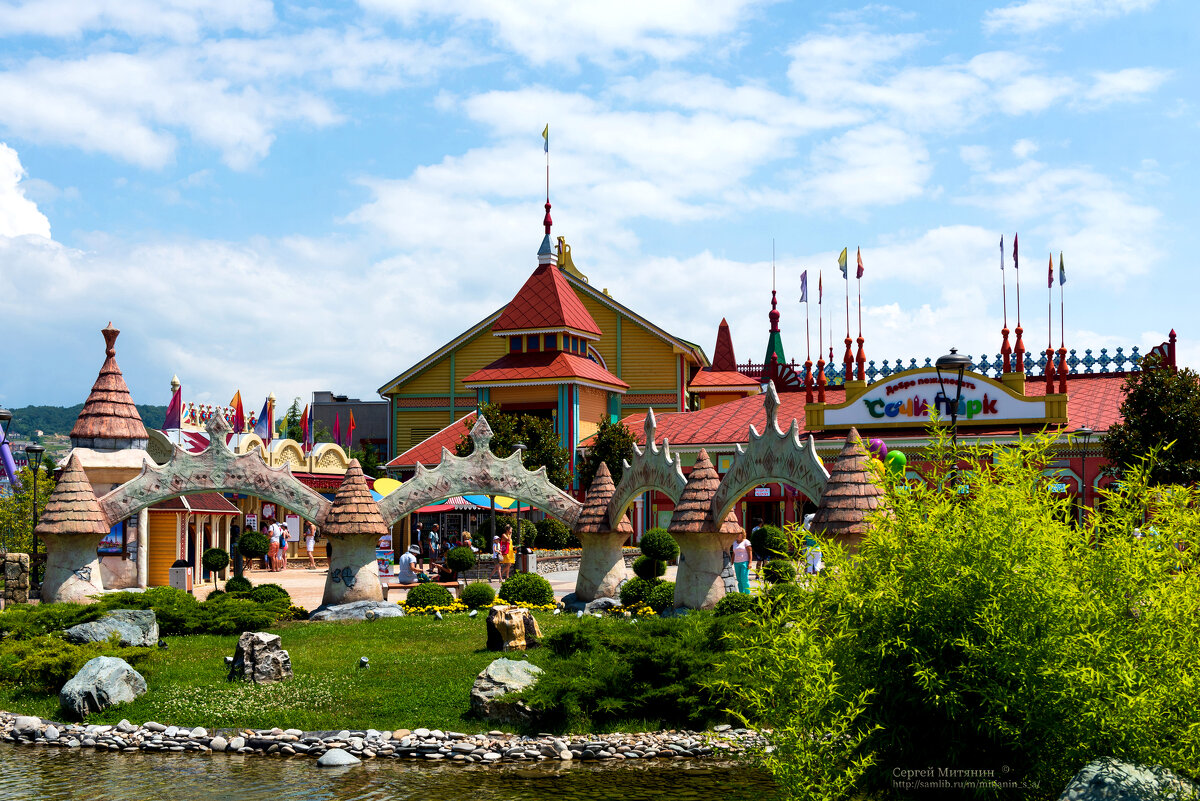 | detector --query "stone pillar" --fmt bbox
[3,553,30,605]
[137,507,149,588]
[672,530,738,610]
[575,531,628,601]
